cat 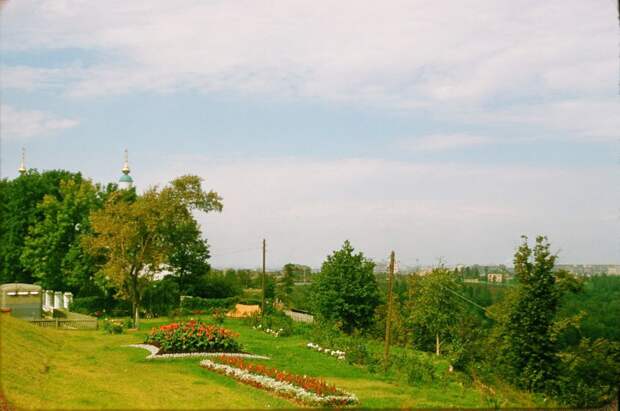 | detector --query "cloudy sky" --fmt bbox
[1,1,618,268]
